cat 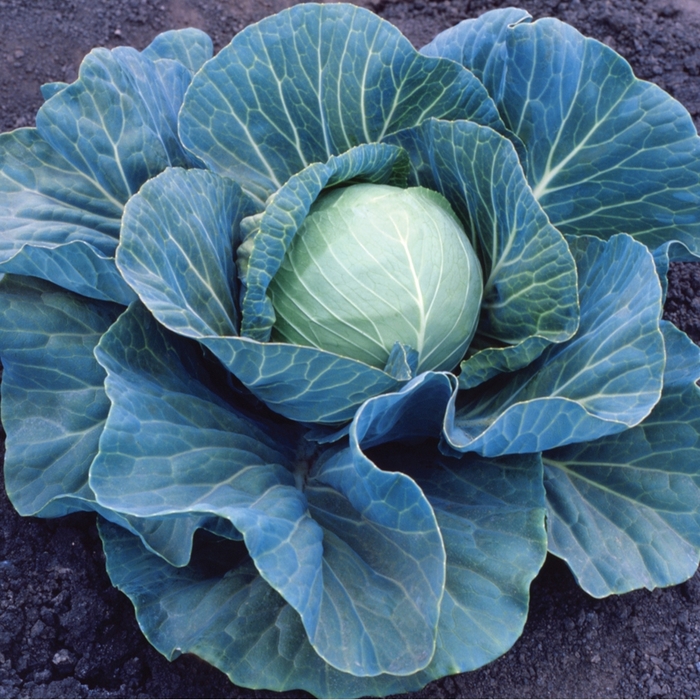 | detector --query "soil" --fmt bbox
[1,0,700,697]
